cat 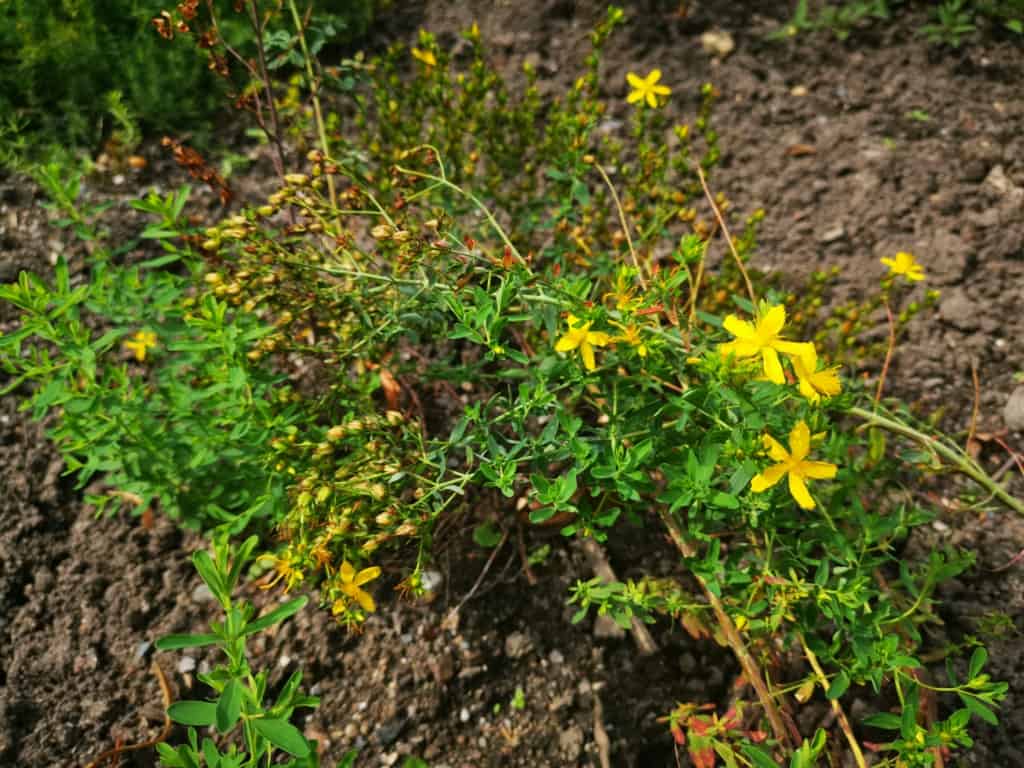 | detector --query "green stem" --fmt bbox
[286,0,342,249]
[393,165,525,265]
[849,406,1024,517]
